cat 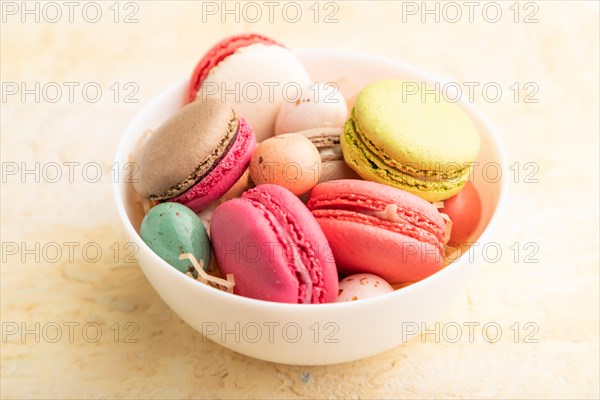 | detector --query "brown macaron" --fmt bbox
[133,98,256,212]
[292,127,360,182]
